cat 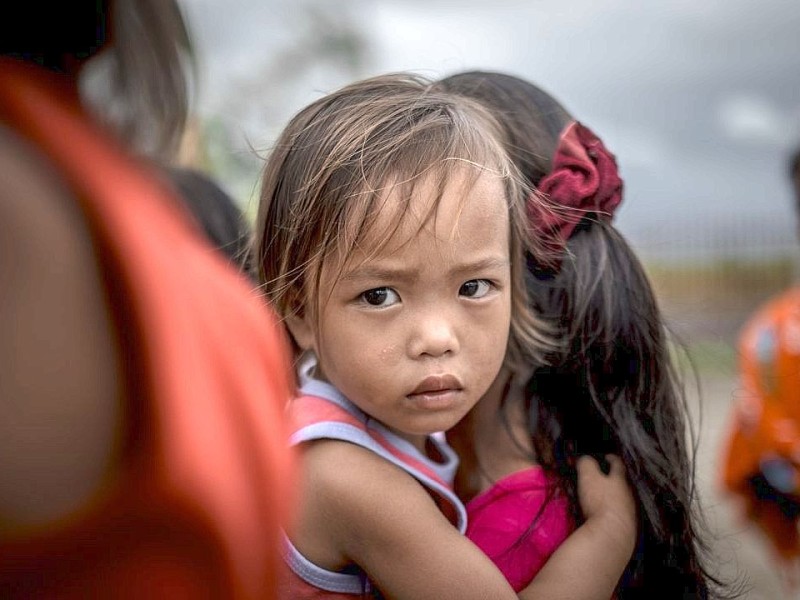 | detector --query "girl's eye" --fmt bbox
[459,279,492,299]
[360,287,400,307]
